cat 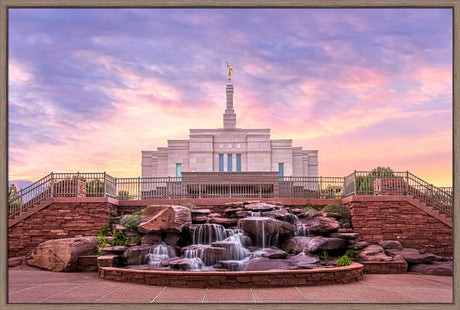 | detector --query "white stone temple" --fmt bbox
[141,81,318,179]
